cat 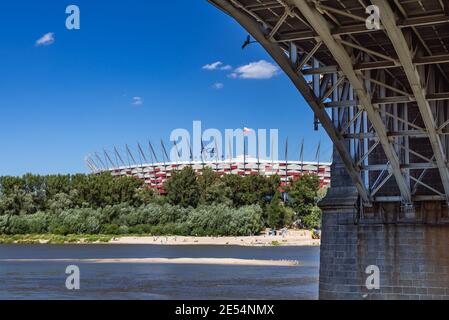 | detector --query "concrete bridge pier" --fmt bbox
[319,154,449,300]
